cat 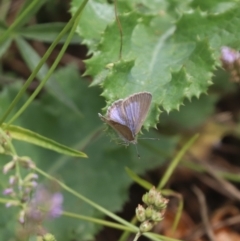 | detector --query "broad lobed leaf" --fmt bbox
[72,0,240,128]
